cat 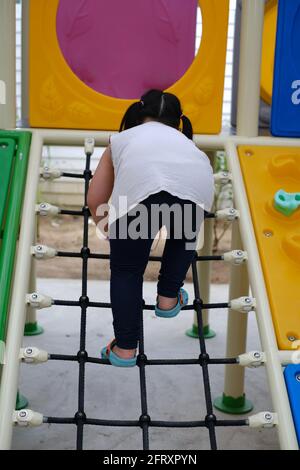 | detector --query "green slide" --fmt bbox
[0,131,32,409]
